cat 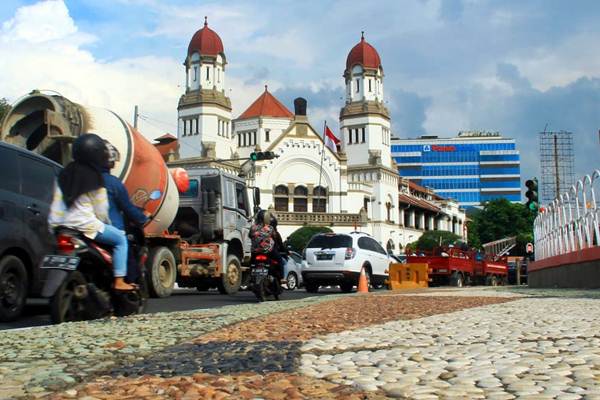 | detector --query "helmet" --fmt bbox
[104,140,120,165]
[263,210,277,227]
[255,209,265,225]
[72,133,109,169]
